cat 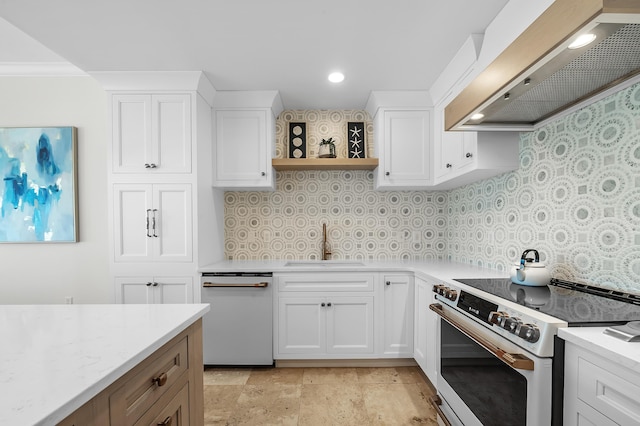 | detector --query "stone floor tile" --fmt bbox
[298,383,368,426]
[204,367,252,385]
[225,384,301,426]
[203,385,243,425]
[362,383,437,425]
[246,367,305,385]
[301,367,359,384]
